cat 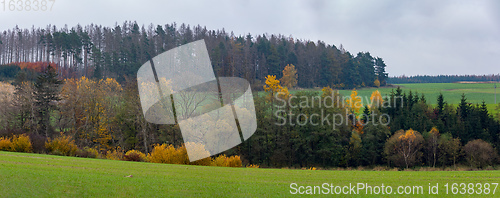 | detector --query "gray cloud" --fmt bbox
[0,0,498,76]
